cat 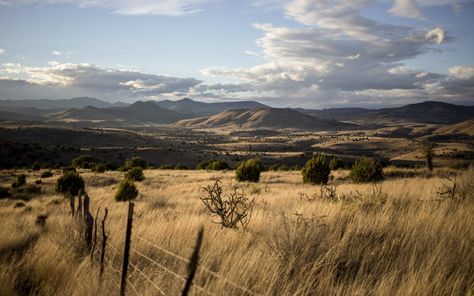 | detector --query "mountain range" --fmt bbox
[1,97,474,130]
